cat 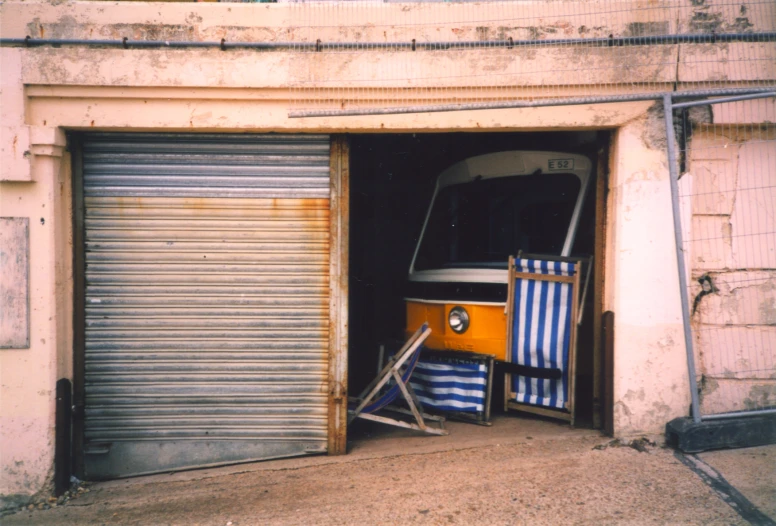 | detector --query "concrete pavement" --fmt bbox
[4,414,774,525]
